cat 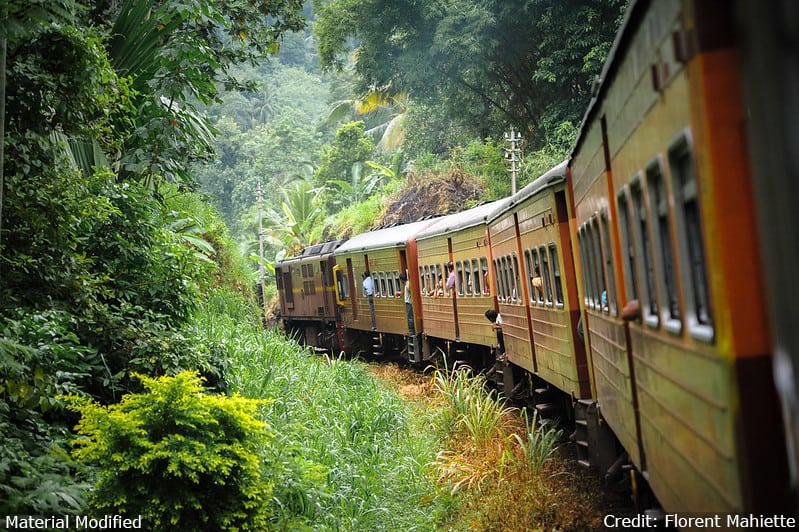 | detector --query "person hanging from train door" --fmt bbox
[484,309,506,361]
[362,271,377,330]
[395,272,415,335]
